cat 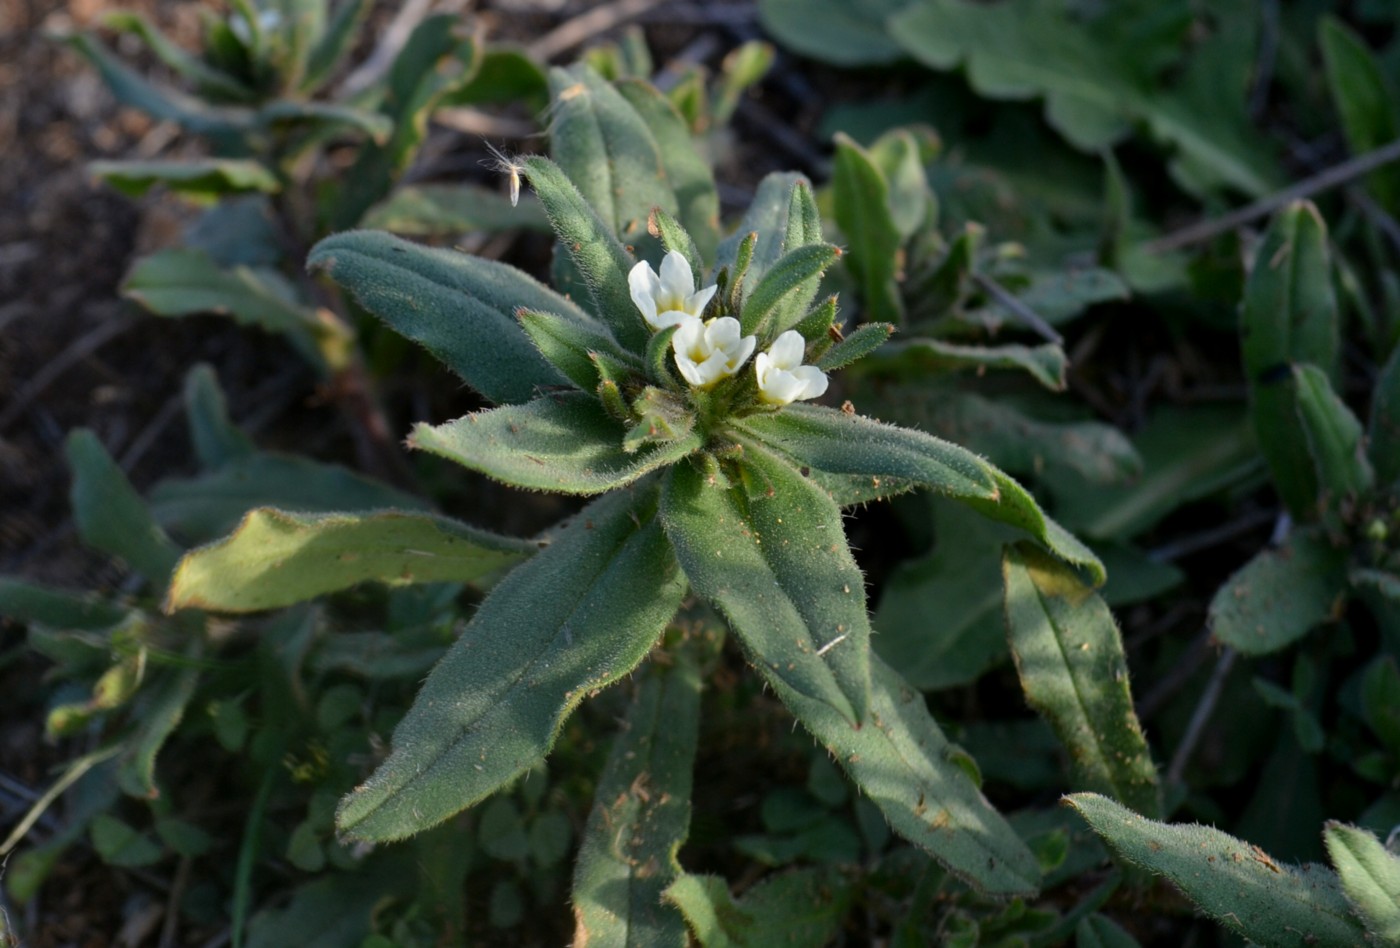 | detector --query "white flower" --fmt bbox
[629,251,717,331]
[672,316,756,389]
[755,330,829,405]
